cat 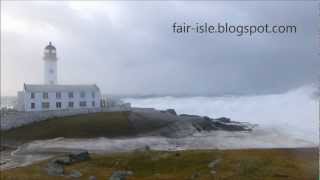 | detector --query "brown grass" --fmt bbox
[1,148,318,180]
